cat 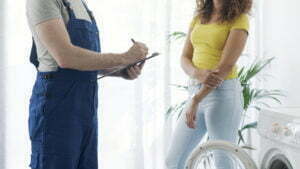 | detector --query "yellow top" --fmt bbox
[190,14,249,79]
